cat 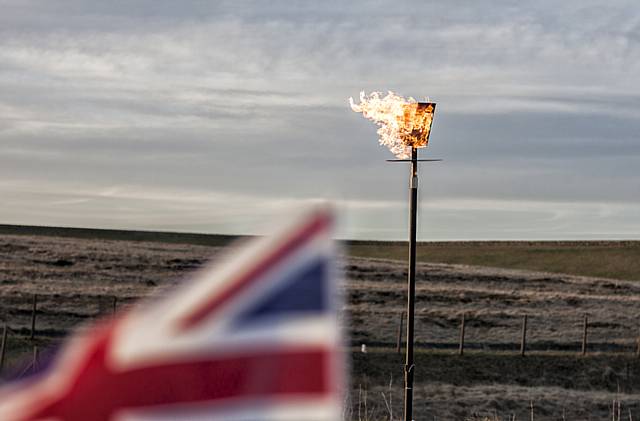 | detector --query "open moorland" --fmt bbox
[1,226,640,419]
